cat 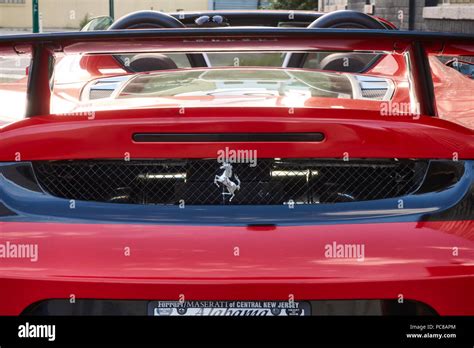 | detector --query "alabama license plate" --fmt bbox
[148,301,311,316]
